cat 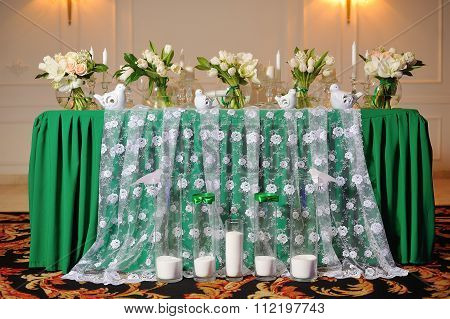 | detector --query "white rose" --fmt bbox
[403,51,416,65]
[210,56,220,65]
[170,63,181,74]
[227,67,236,76]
